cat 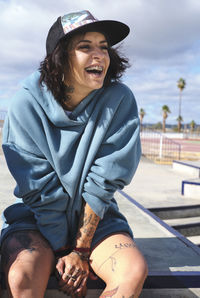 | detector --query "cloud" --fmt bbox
[0,0,200,124]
